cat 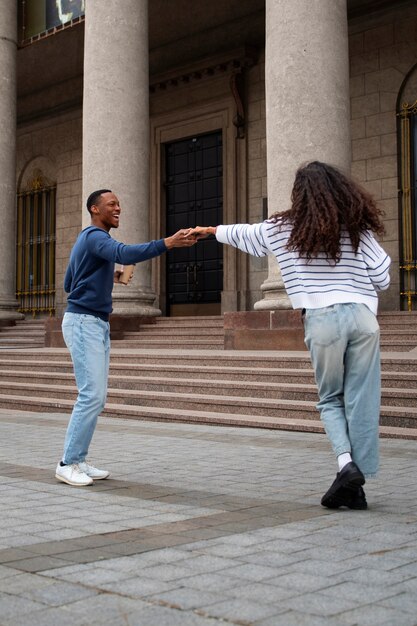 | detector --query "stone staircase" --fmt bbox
[378,311,417,351]
[0,312,415,439]
[0,318,46,349]
[114,316,225,349]
[0,348,415,439]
